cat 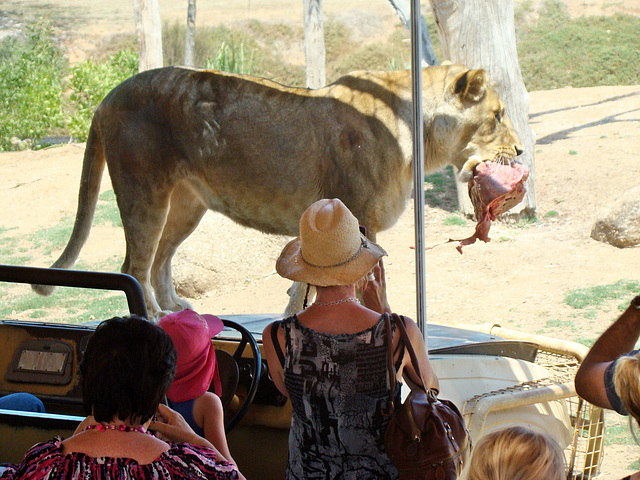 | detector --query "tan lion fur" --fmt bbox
[32,64,523,317]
